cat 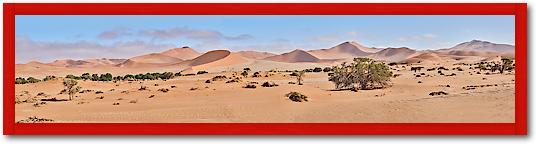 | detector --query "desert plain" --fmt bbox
[14,40,515,123]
